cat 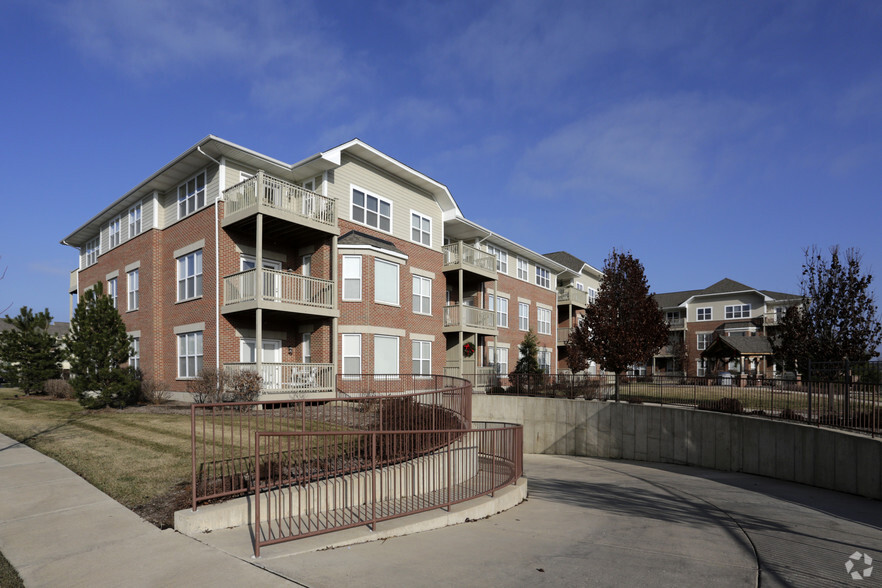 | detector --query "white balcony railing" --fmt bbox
[224,172,337,228]
[224,268,334,310]
[223,363,334,394]
[442,242,497,274]
[557,286,588,307]
[667,318,685,329]
[443,305,496,330]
